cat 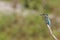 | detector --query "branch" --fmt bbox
[47,24,58,40]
